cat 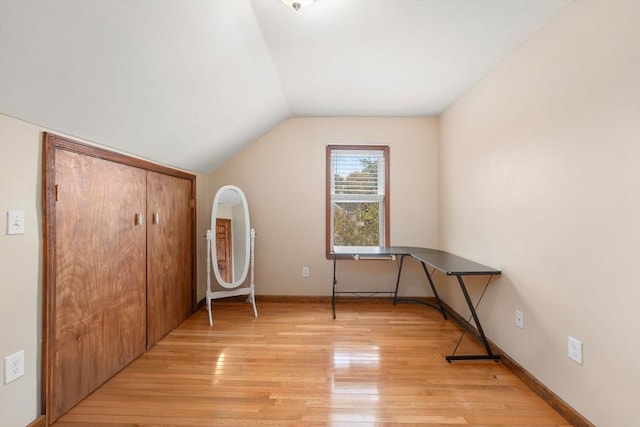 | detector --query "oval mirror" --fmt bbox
[211,185,250,289]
